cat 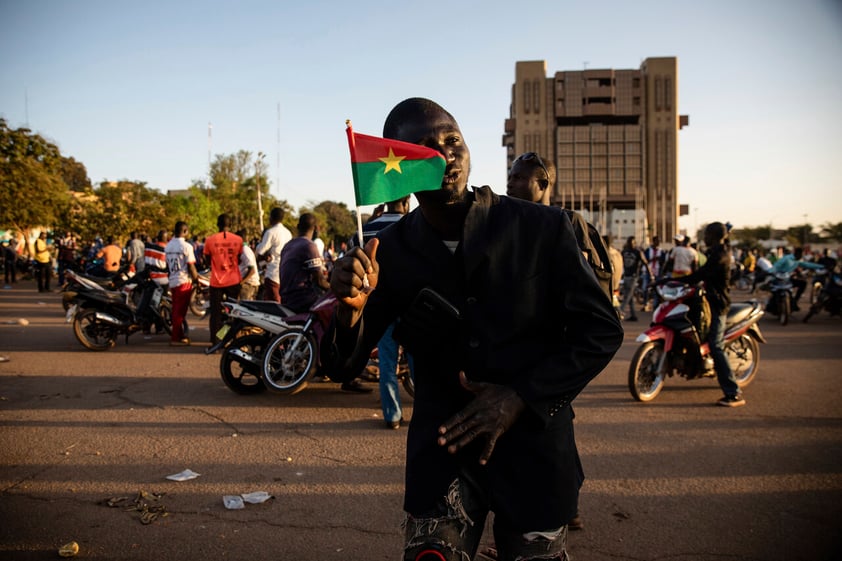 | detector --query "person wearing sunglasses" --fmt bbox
[506,151,554,205]
[325,98,622,561]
